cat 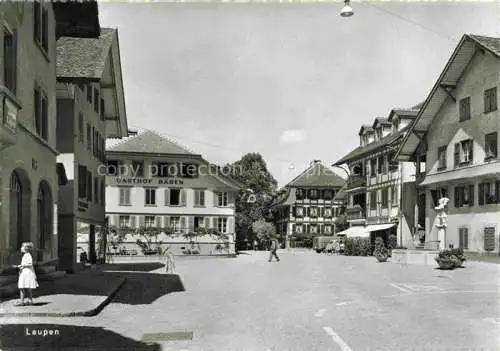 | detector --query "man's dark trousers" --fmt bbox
[268,249,280,262]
